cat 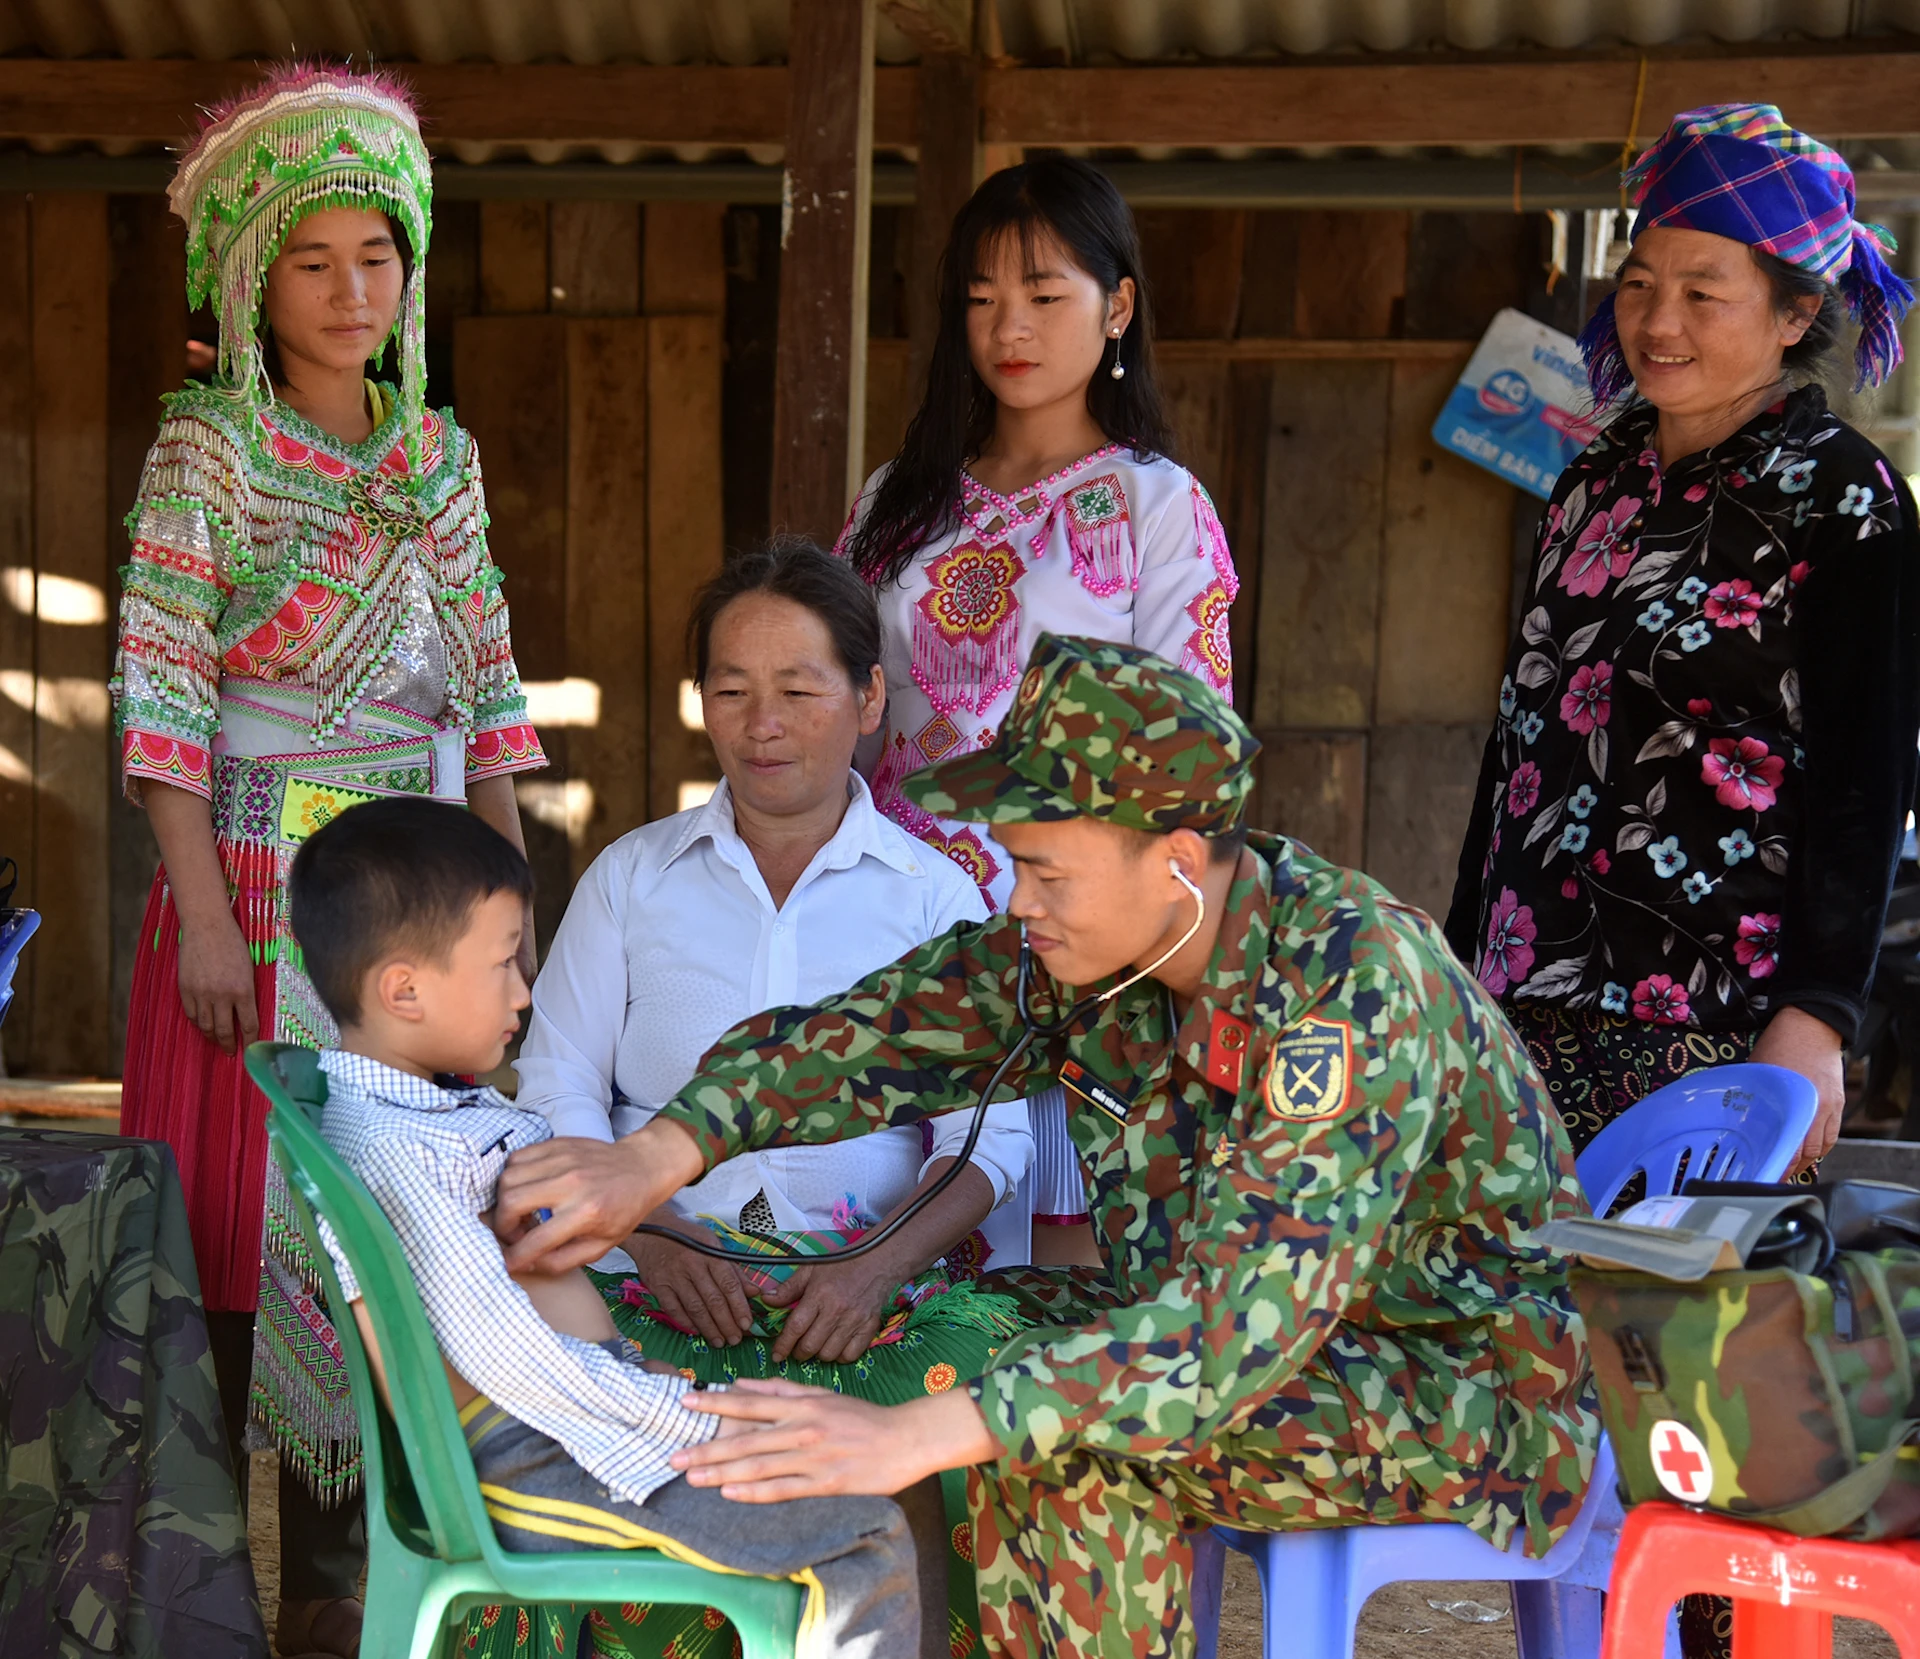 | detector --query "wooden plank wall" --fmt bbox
[0,195,34,1073]
[452,201,727,956]
[2,192,1538,1077]
[864,207,1534,920]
